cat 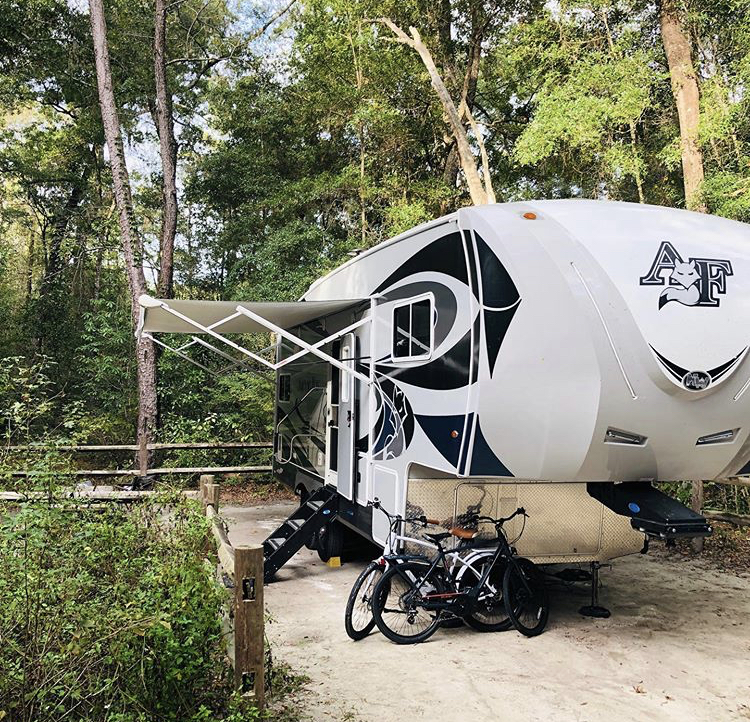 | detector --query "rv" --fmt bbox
[139,200,750,594]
